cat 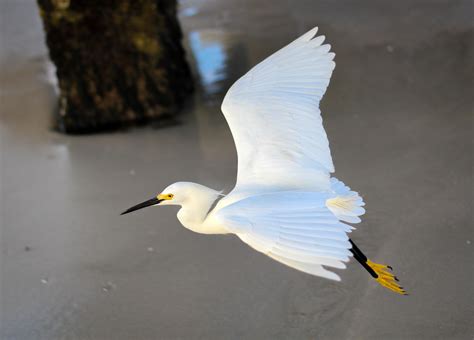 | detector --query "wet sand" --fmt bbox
[1,0,473,339]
